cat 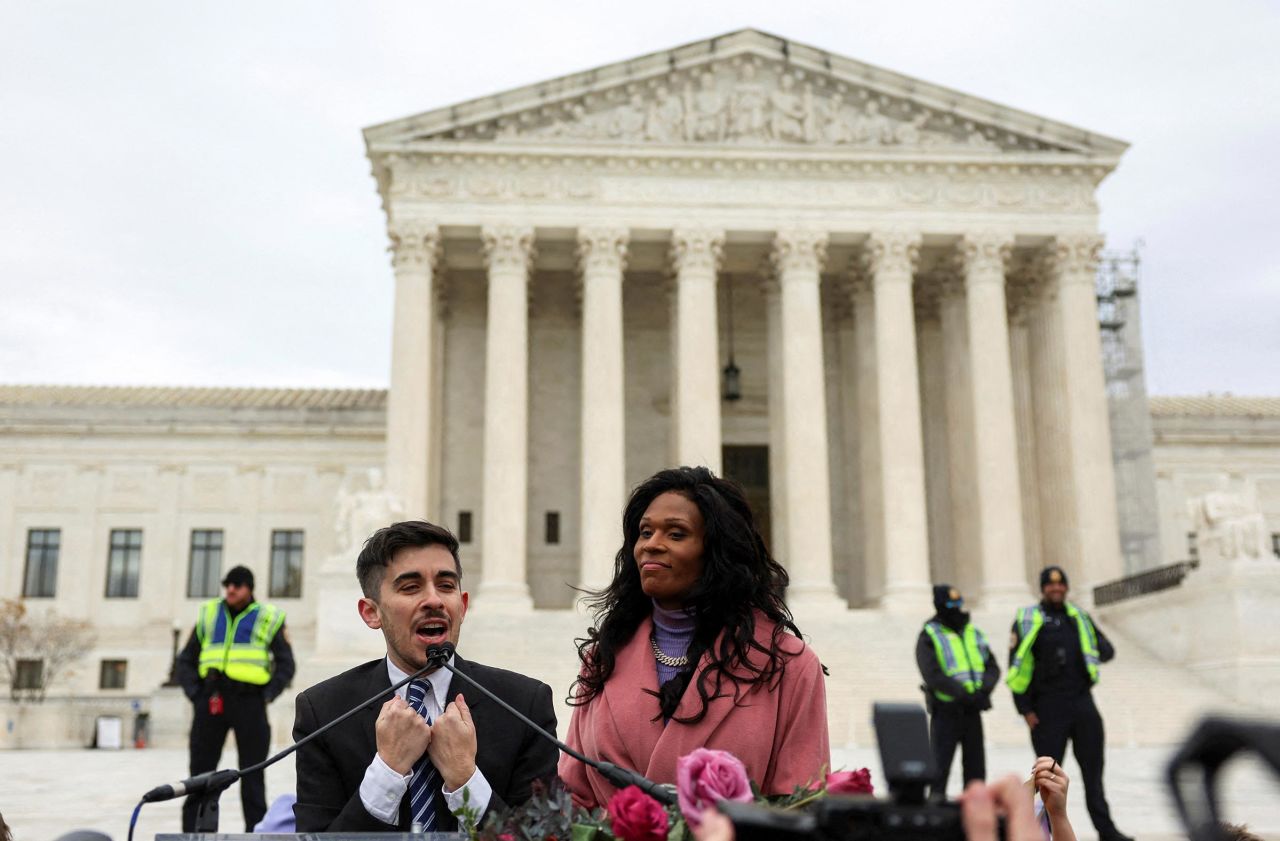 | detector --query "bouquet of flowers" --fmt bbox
[471,749,873,841]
